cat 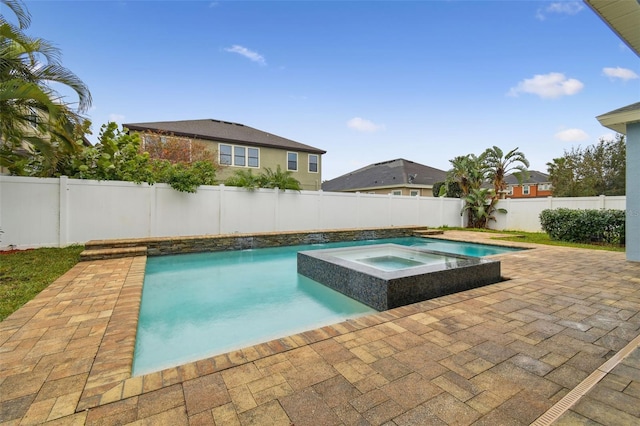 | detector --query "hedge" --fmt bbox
[539,208,625,245]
